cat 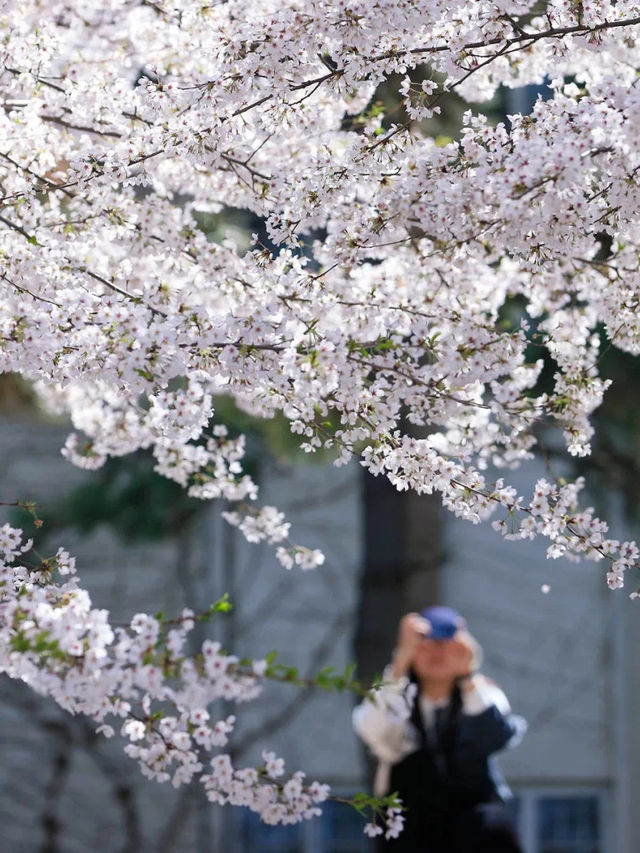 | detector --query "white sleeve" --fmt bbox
[352,666,418,764]
[461,674,512,716]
